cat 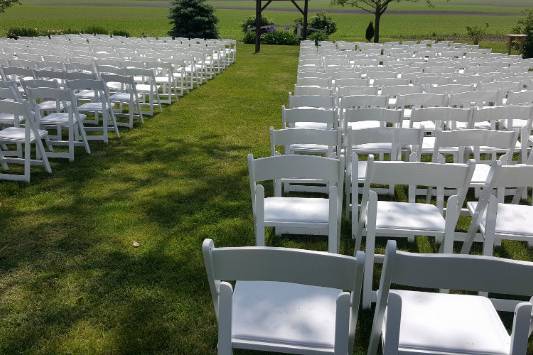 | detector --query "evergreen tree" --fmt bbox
[365,21,374,42]
[168,0,219,39]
